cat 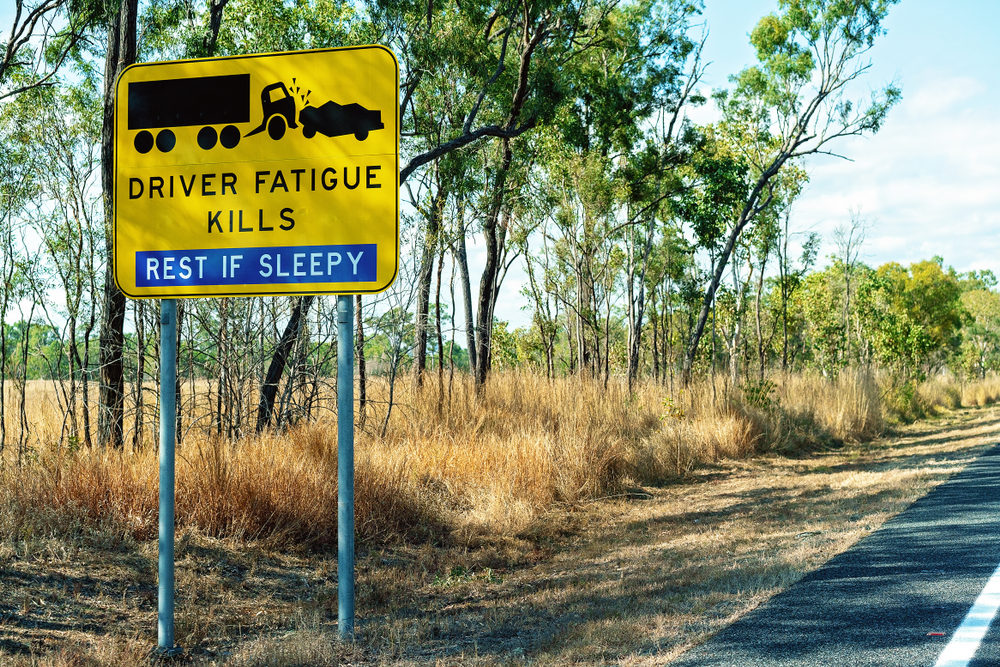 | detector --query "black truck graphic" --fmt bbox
[127,74,384,154]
